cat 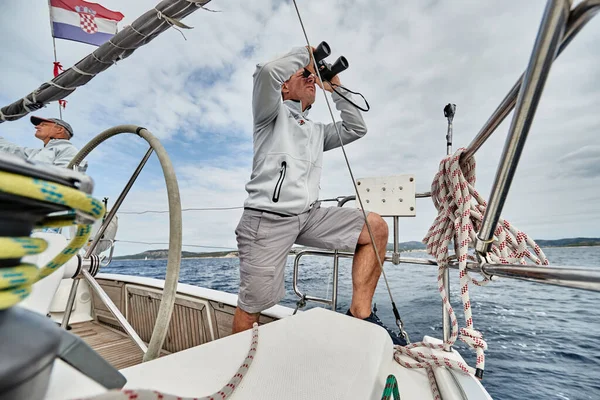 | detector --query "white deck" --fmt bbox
[46,307,491,400]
